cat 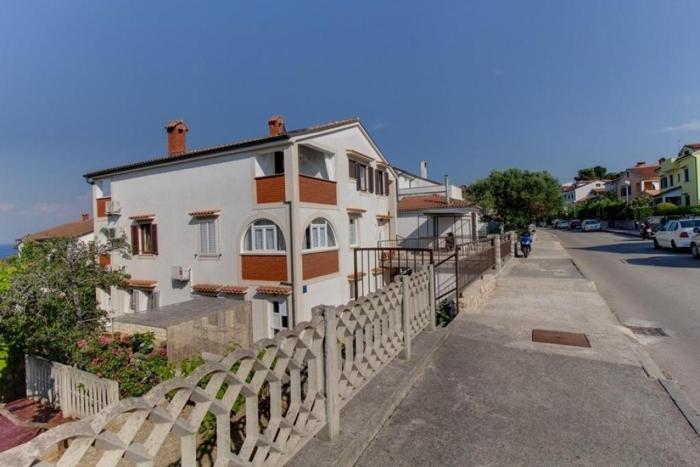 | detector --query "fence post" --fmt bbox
[319,305,340,441]
[428,264,436,331]
[494,234,502,271]
[400,275,412,361]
